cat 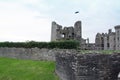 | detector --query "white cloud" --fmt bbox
[0,0,120,42]
[0,1,51,42]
